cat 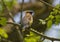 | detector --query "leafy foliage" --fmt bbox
[0,0,60,42]
[0,0,41,41]
[47,20,52,28]
[0,0,17,26]
[0,0,17,14]
[0,28,8,38]
[39,4,60,28]
[0,0,15,41]
[4,0,17,9]
[47,4,60,26]
[0,17,7,26]
[24,32,41,42]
